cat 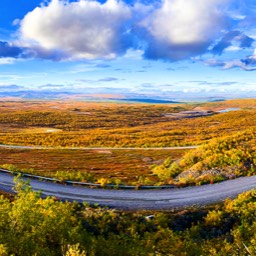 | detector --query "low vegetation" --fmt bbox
[152,129,256,186]
[0,99,256,148]
[0,99,256,186]
[0,100,256,255]
[0,179,255,255]
[2,129,256,186]
[0,148,187,185]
